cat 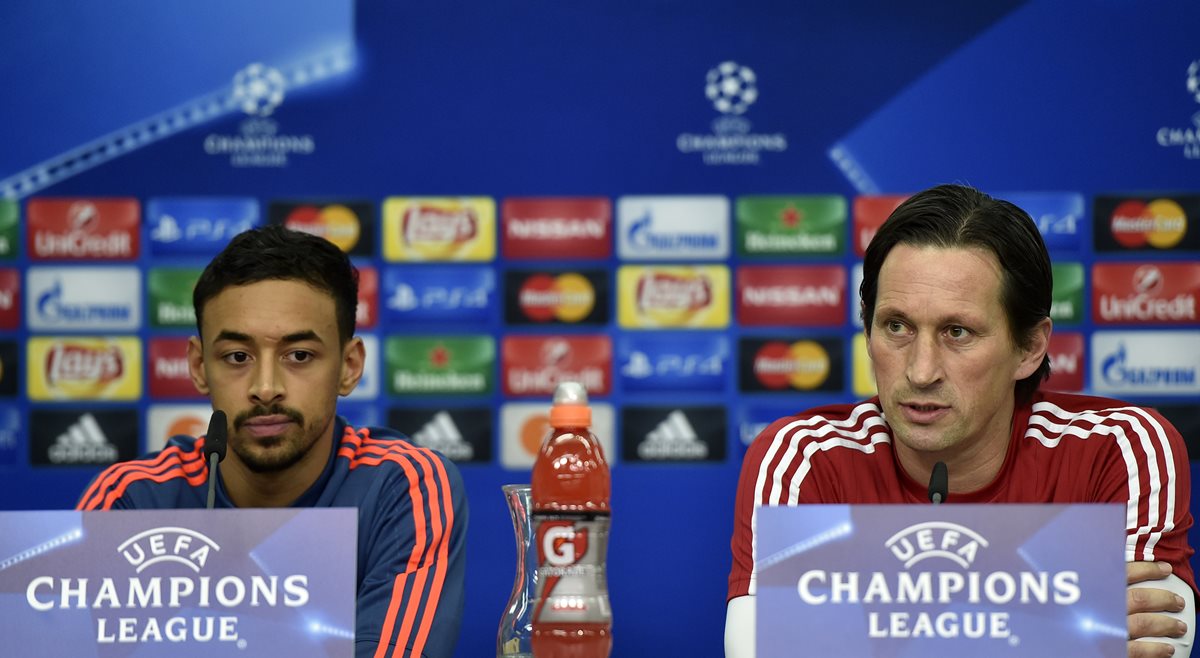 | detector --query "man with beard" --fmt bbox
[725,185,1194,658]
[78,225,467,658]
